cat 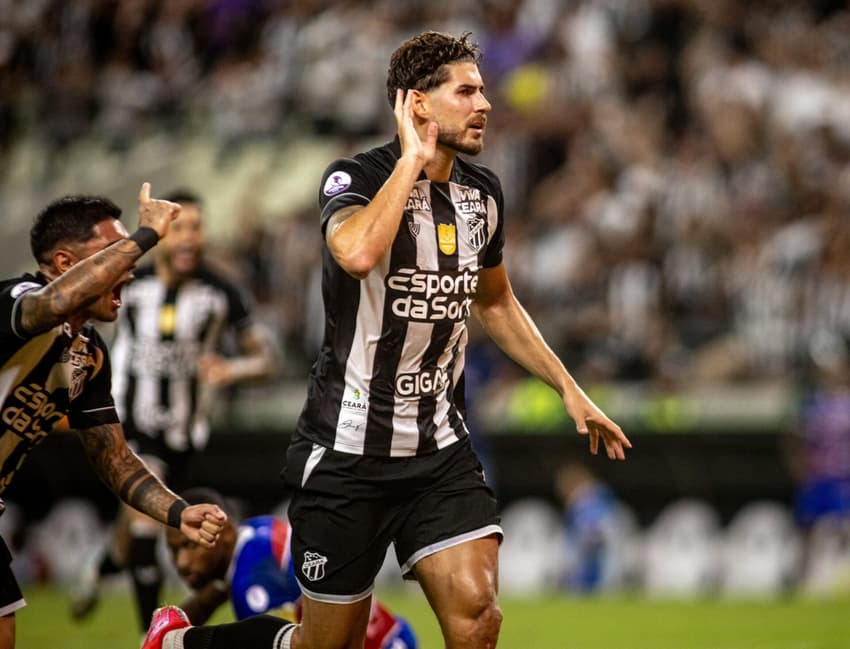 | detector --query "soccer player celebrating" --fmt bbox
[0,185,227,649]
[140,487,416,649]
[151,30,630,649]
[72,189,278,631]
